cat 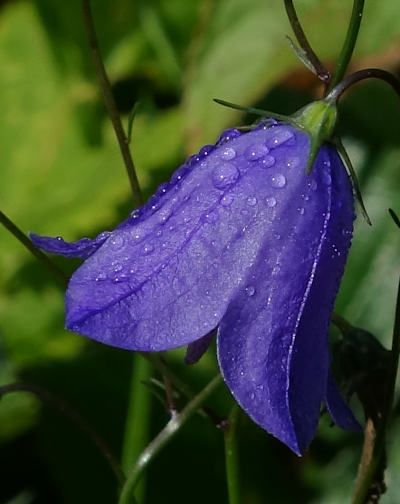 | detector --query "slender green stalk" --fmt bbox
[118,375,223,504]
[121,356,153,502]
[326,68,400,103]
[0,382,125,486]
[352,277,400,504]
[0,210,68,287]
[224,404,241,504]
[80,0,142,206]
[327,0,365,92]
[283,0,330,82]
